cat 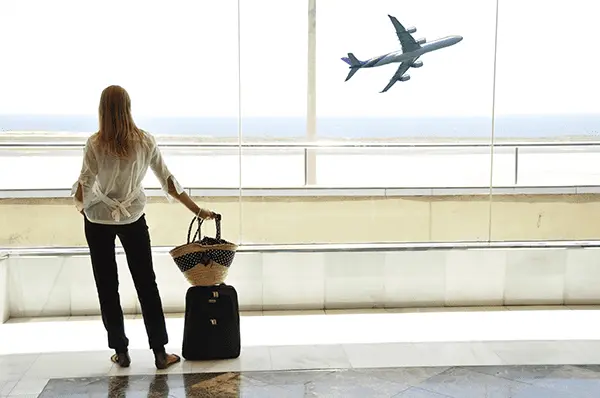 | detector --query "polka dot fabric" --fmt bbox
[175,250,236,273]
